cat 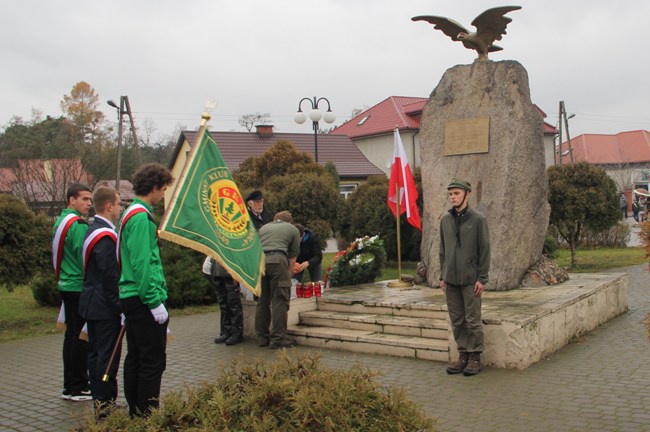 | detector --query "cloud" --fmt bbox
[0,0,648,138]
